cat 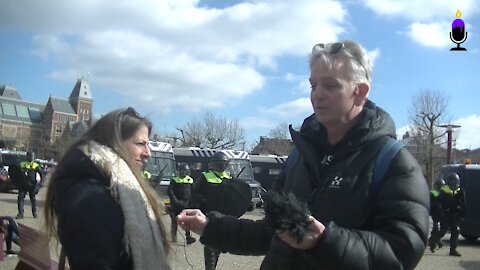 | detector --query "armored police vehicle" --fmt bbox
[250,154,287,191]
[173,147,262,211]
[145,141,176,205]
[439,163,480,241]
